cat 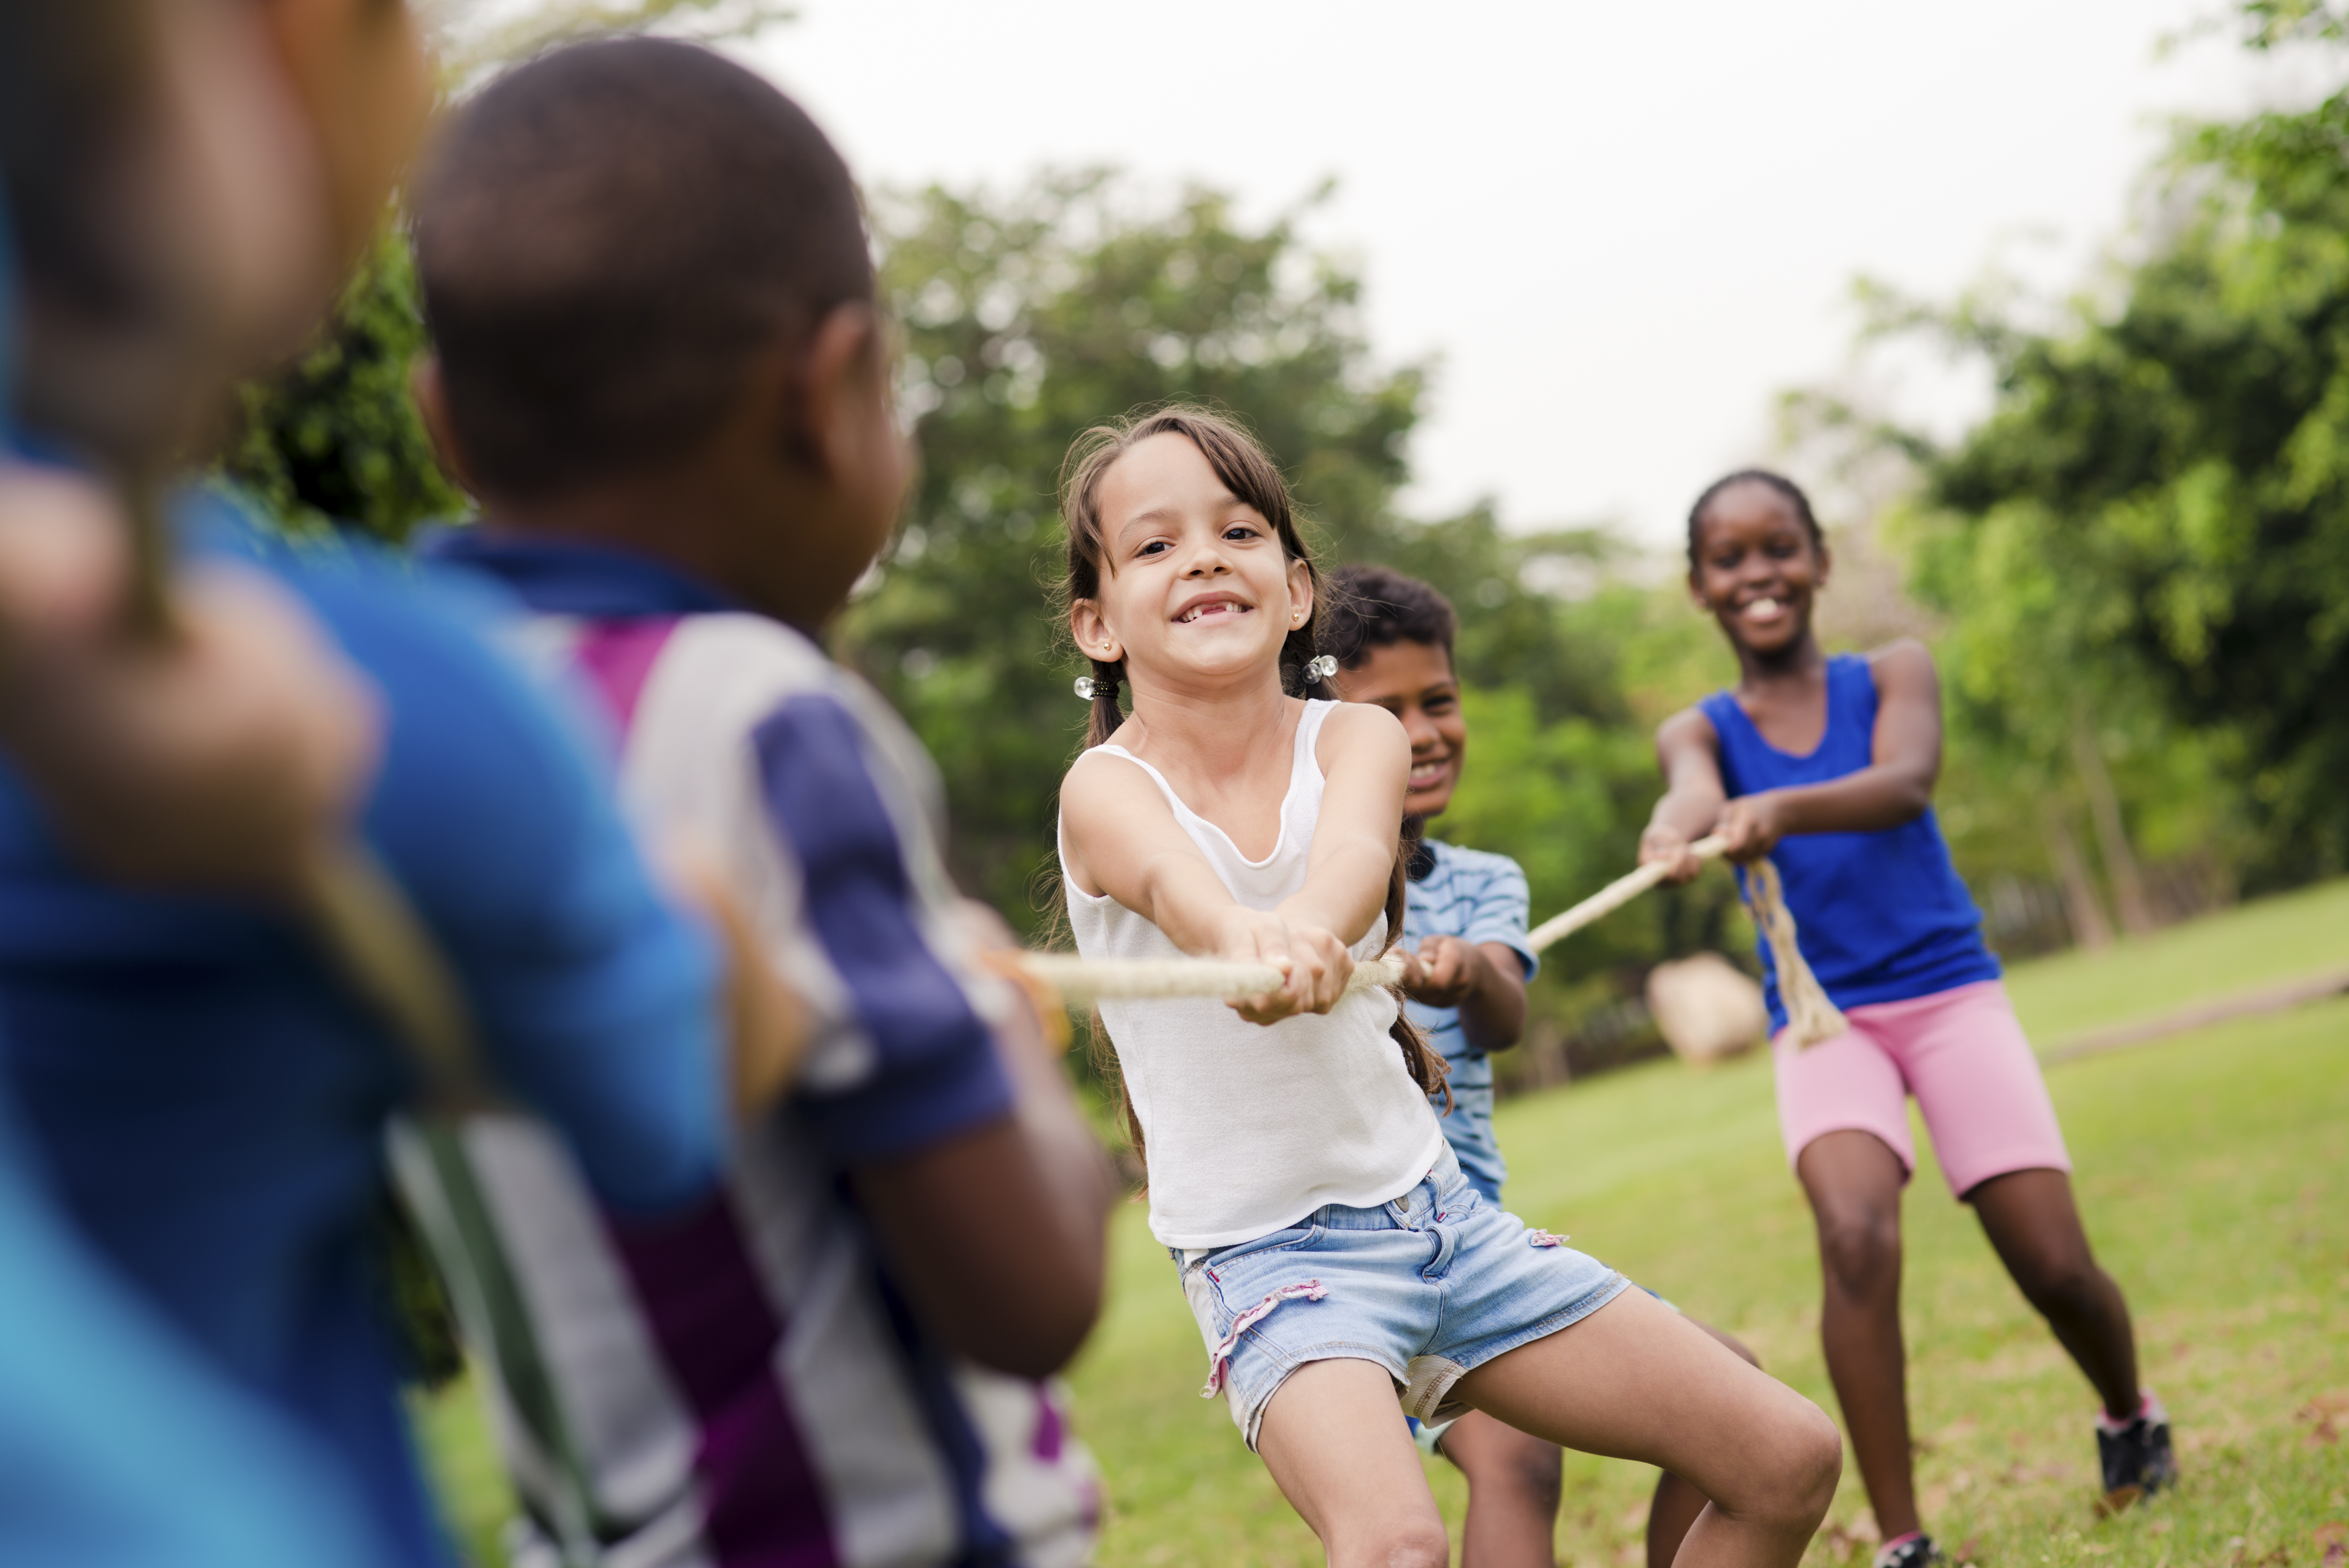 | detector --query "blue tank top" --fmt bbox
[1698,654,1999,1030]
